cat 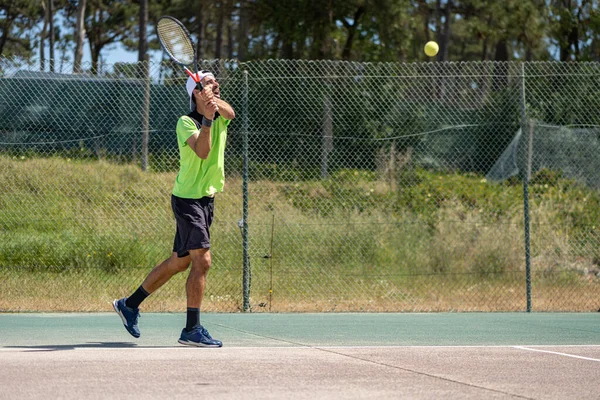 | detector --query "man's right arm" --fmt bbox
[186,125,212,160]
[185,86,218,159]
